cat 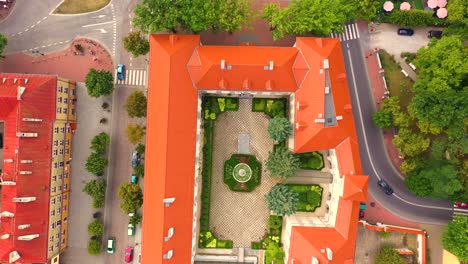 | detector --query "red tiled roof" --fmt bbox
[0,74,57,263]
[342,175,368,202]
[144,35,367,264]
